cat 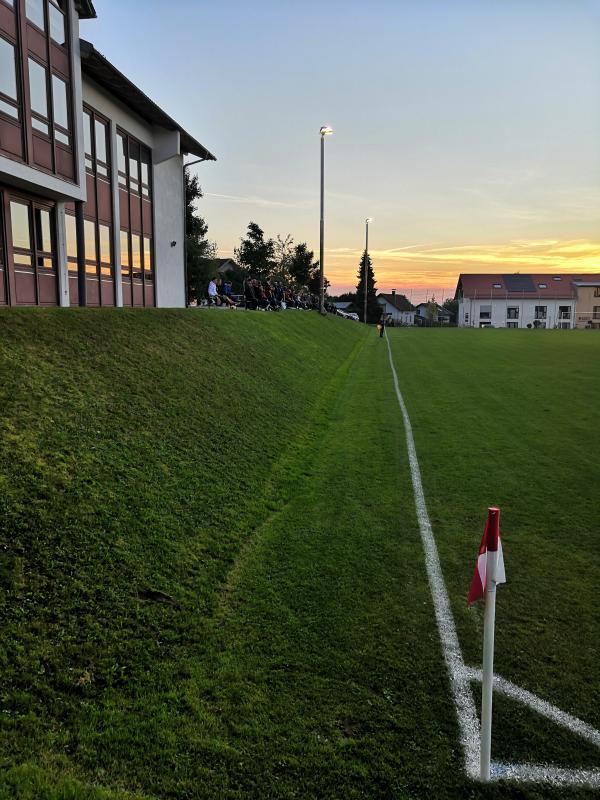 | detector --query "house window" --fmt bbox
[558,305,570,320]
[28,58,49,136]
[0,36,19,121]
[553,276,562,281]
[534,305,547,319]
[593,306,600,320]
[48,0,66,46]
[493,283,501,289]
[538,283,547,288]
[98,223,111,276]
[84,219,96,274]
[51,74,70,146]
[594,288,600,297]
[25,0,45,30]
[507,307,519,319]
[7,195,58,306]
[83,109,93,171]
[65,212,77,270]
[120,229,130,277]
[479,304,492,320]
[129,140,140,195]
[141,147,151,198]
[94,118,109,177]
[506,321,518,329]
[117,132,127,189]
